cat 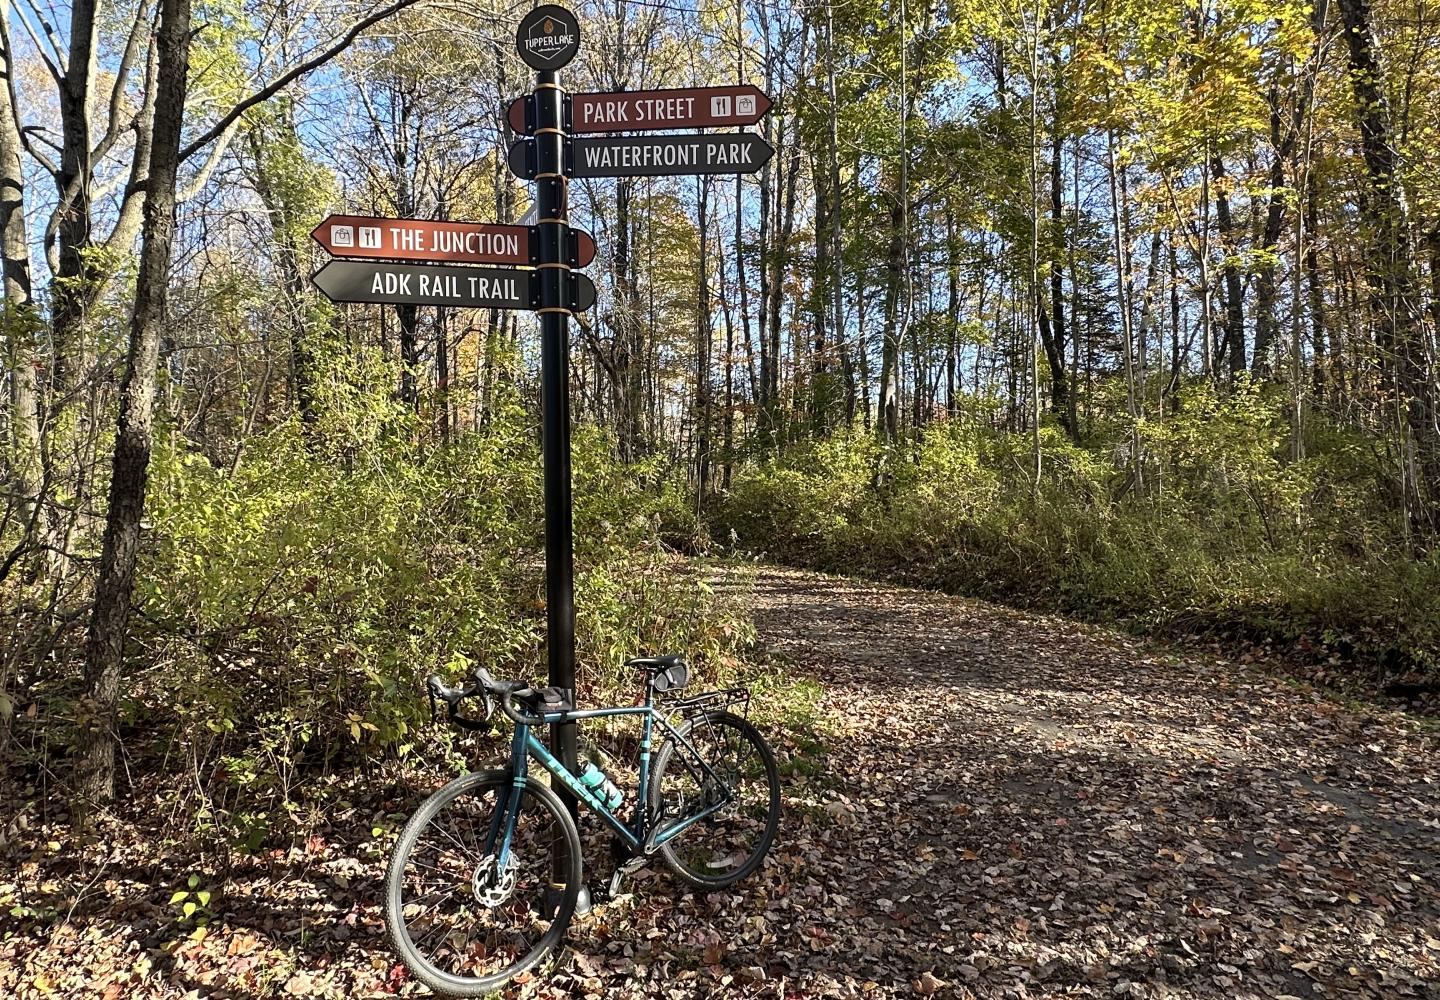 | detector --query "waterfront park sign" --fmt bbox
[308,1,773,796]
